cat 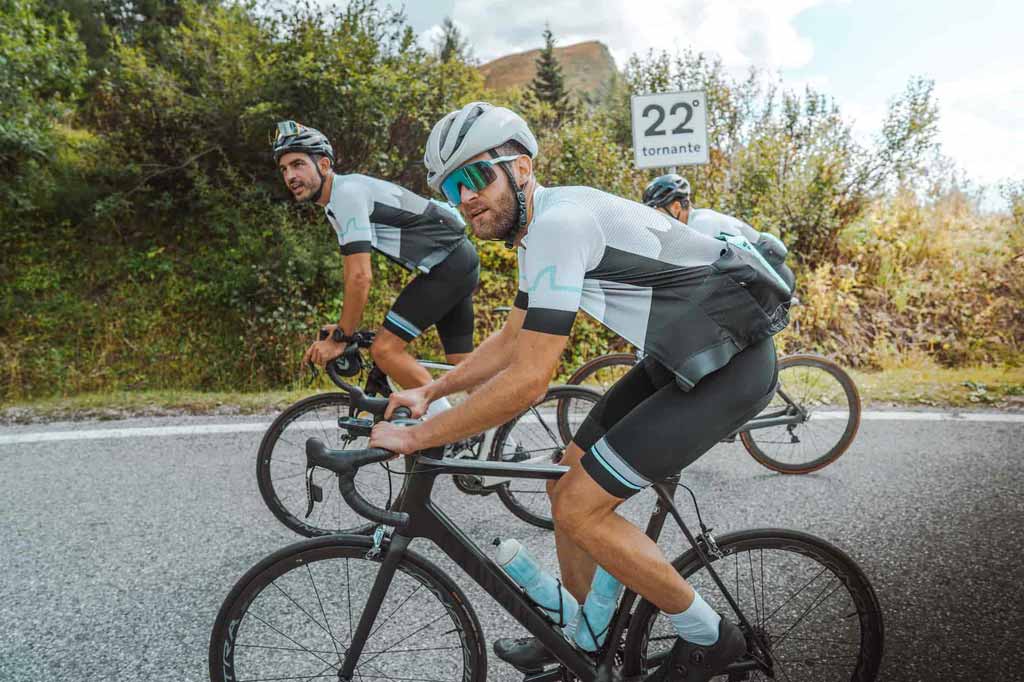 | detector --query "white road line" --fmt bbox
[0,410,1022,445]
